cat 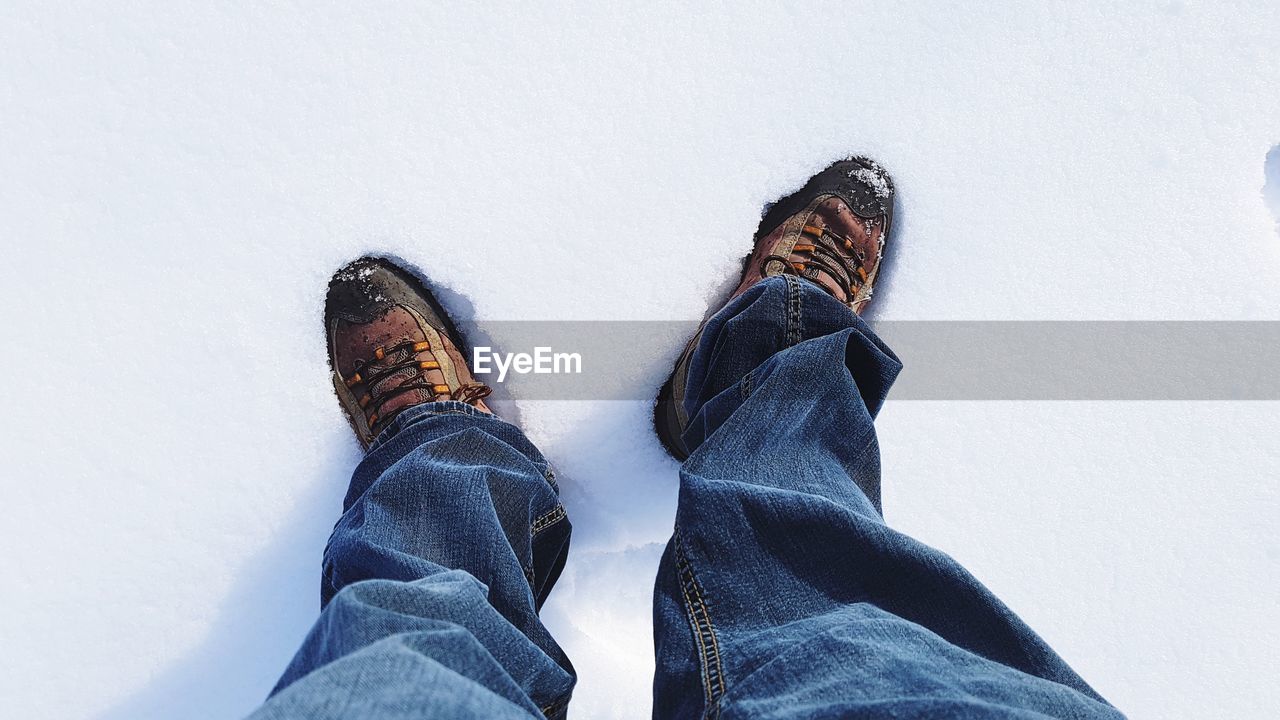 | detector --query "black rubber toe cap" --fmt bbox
[757,156,895,240]
[324,256,458,346]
